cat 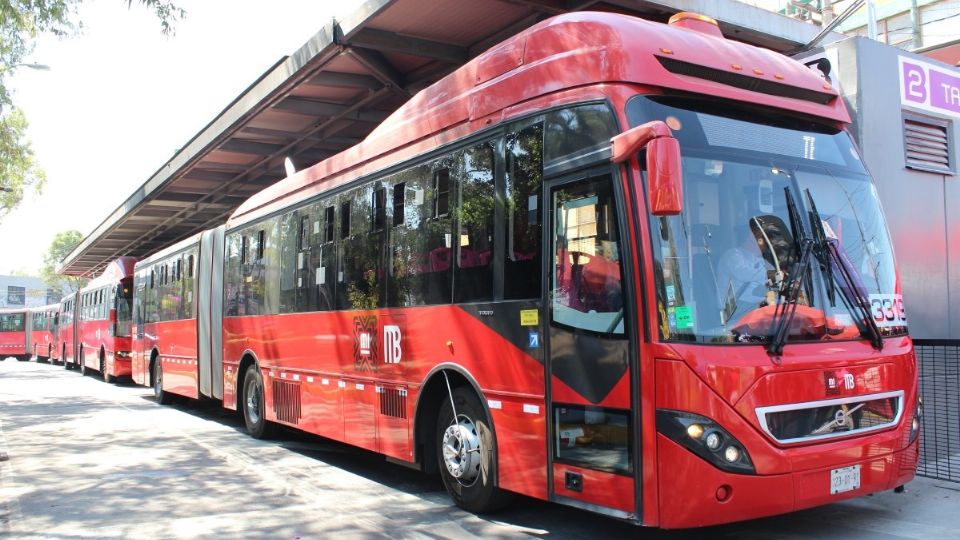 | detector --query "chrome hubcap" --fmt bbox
[442,415,481,484]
